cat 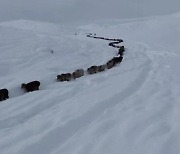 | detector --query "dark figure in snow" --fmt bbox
[72,69,84,79]
[0,89,9,101]
[108,42,114,46]
[57,73,72,82]
[106,59,115,69]
[118,46,125,56]
[97,64,106,72]
[87,66,99,74]
[114,39,123,42]
[21,81,40,92]
[106,56,123,69]
[113,56,123,64]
